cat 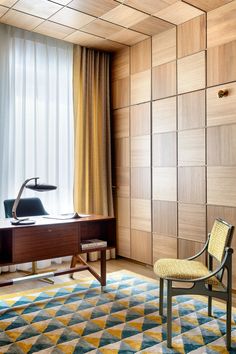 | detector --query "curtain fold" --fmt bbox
[73,46,113,216]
